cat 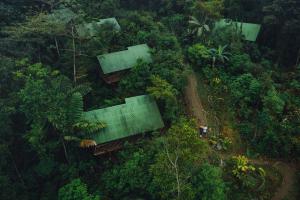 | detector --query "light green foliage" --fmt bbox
[147,75,179,121]
[209,45,231,67]
[263,87,285,116]
[231,155,255,179]
[196,0,224,19]
[227,155,267,198]
[58,179,100,200]
[188,43,211,66]
[4,12,66,39]
[150,118,209,200]
[73,120,106,134]
[147,75,178,102]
